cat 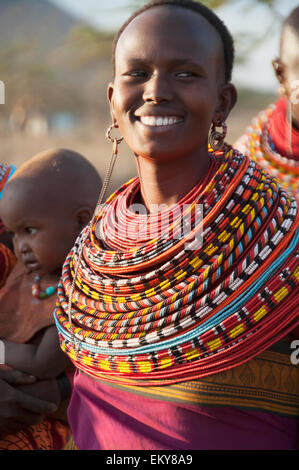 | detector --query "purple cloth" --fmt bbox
[67,370,299,450]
